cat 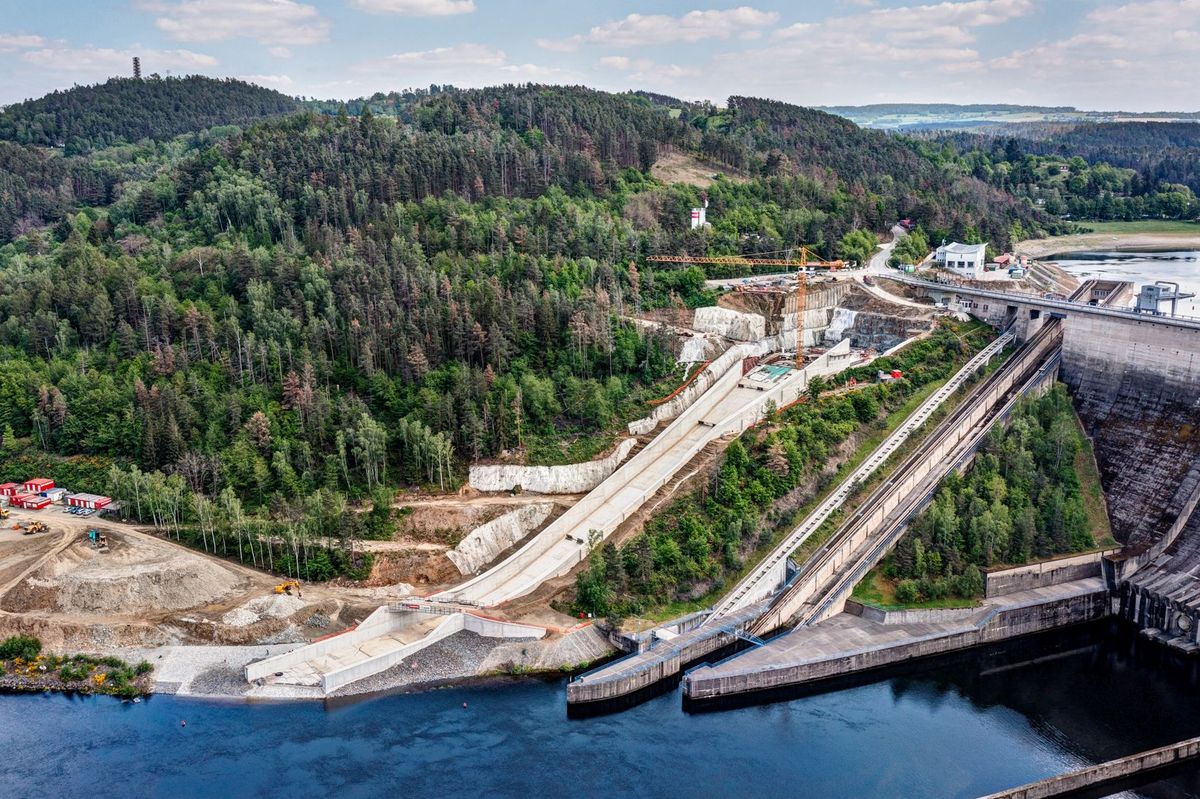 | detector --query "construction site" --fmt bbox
[1,224,1196,709]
